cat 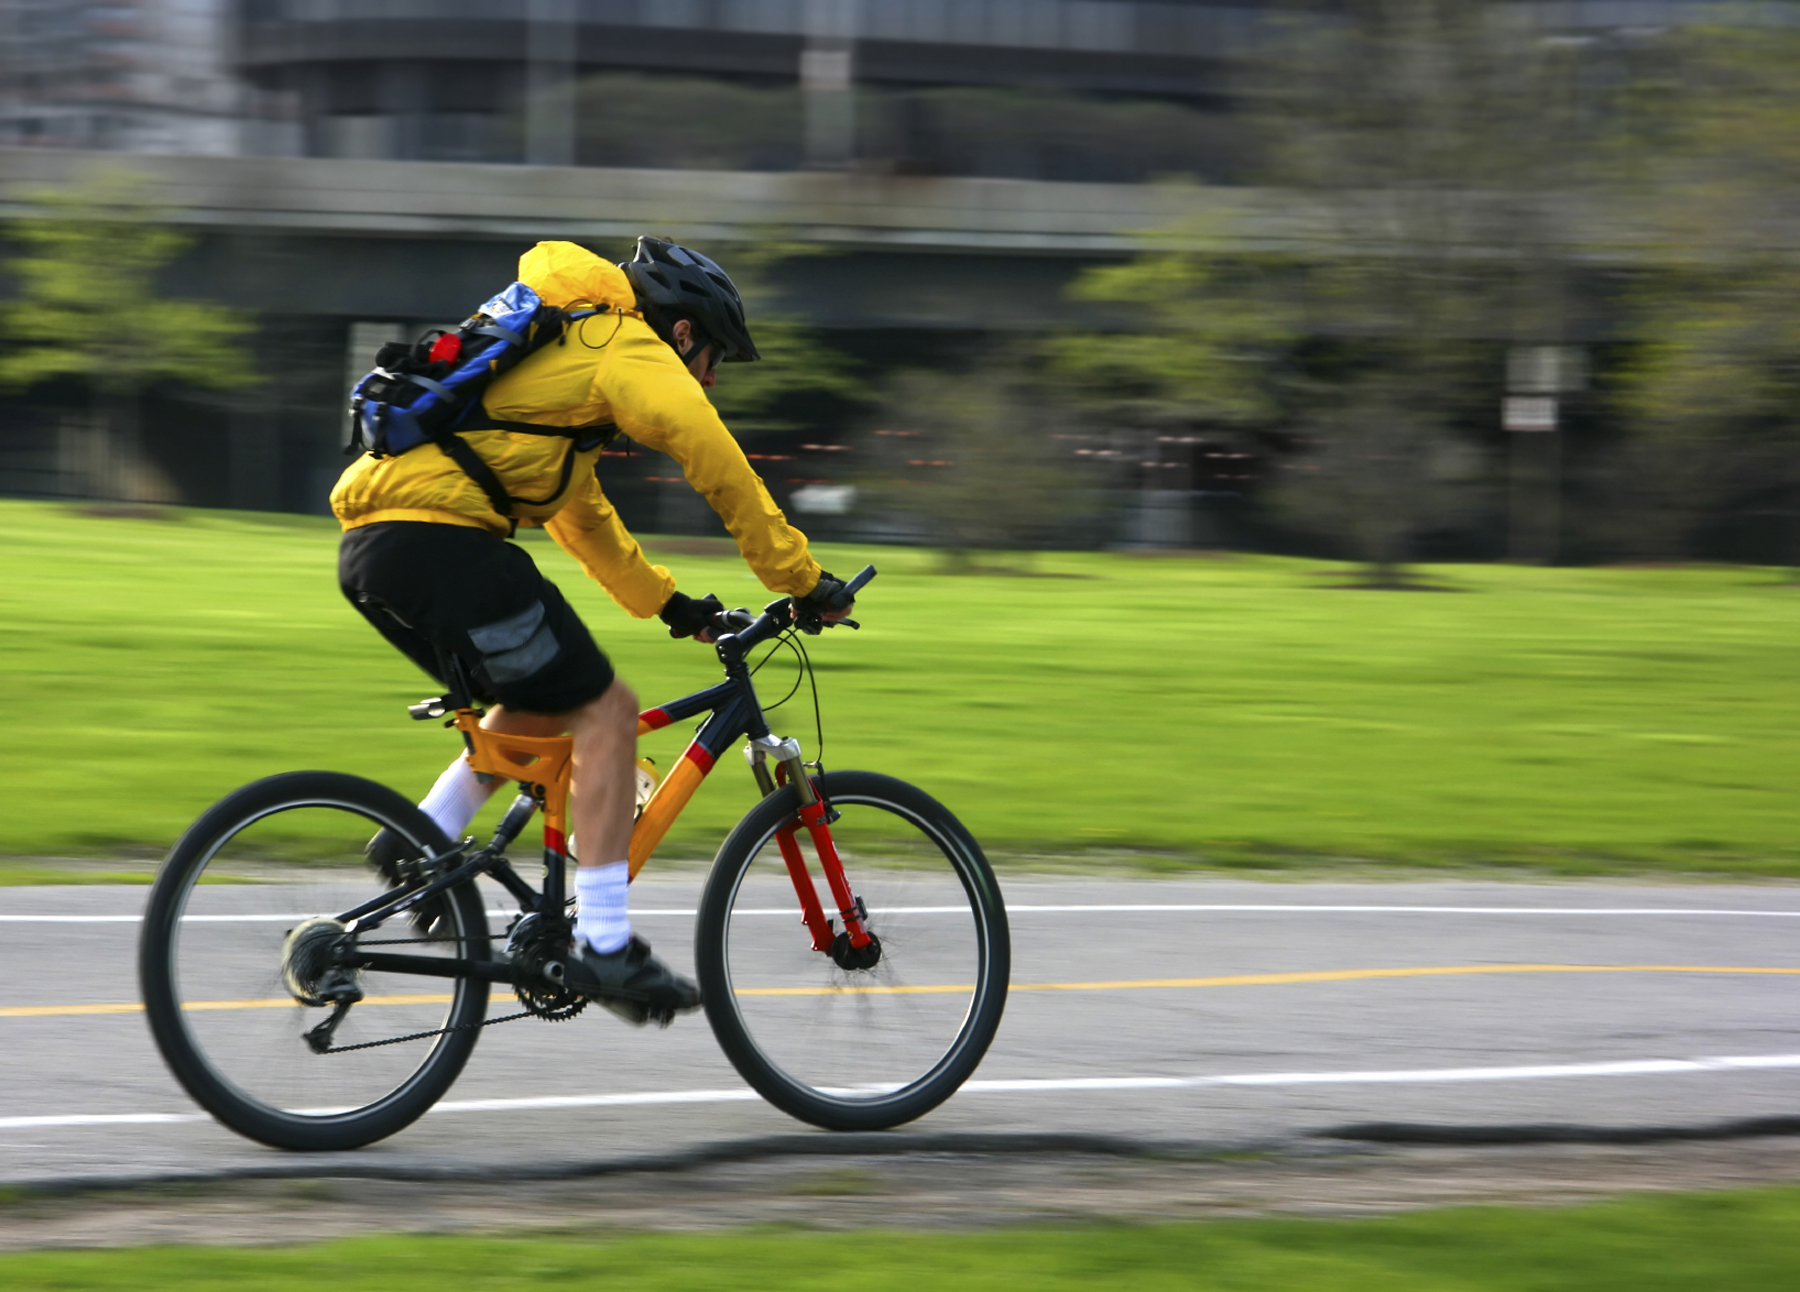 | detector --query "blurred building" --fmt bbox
[0,0,256,154]
[235,0,1250,181]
